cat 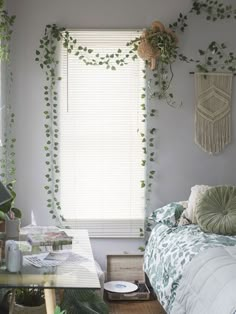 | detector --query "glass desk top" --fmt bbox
[0,229,101,289]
